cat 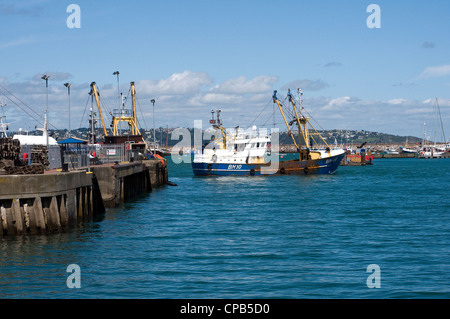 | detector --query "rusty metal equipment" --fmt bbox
[0,138,44,175]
